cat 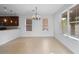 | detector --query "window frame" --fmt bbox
[61,4,79,41]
